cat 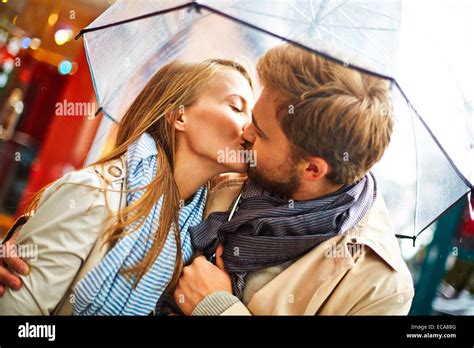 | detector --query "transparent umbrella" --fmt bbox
[76,0,473,242]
